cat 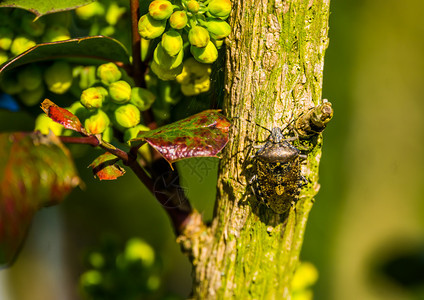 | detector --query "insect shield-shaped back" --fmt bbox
[253,128,302,214]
